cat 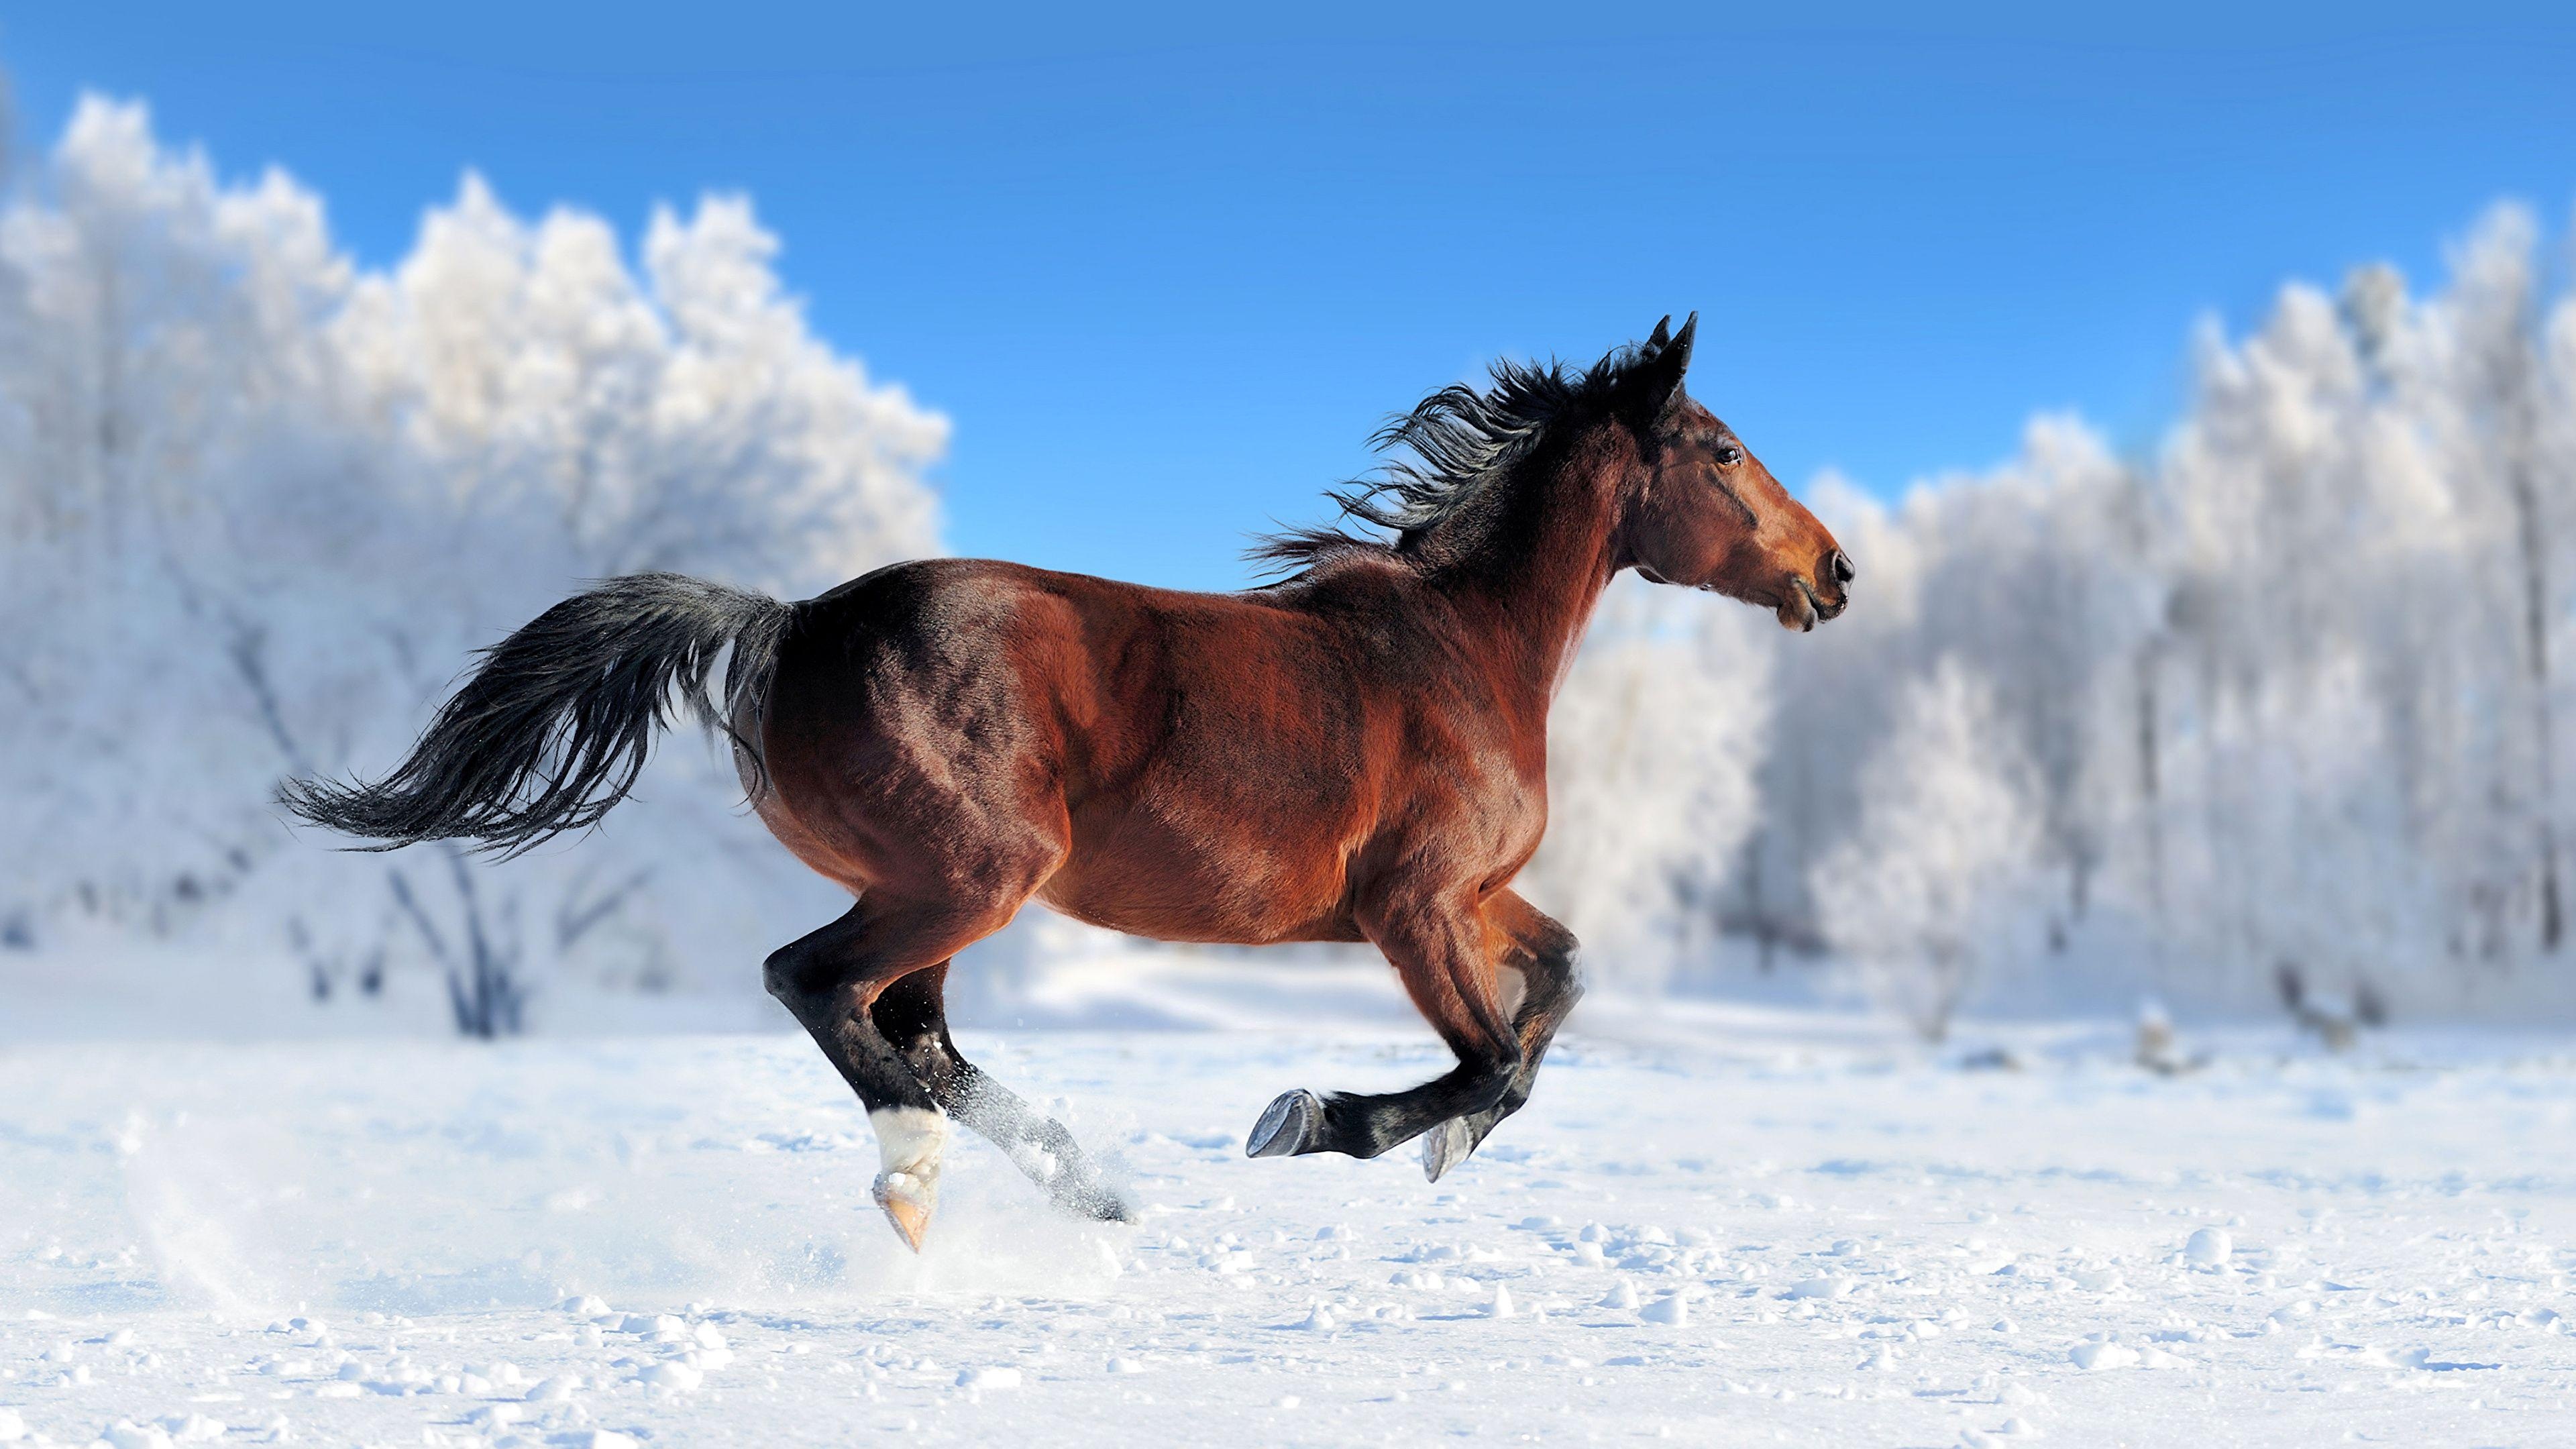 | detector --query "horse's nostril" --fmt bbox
[1828,549,1855,586]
